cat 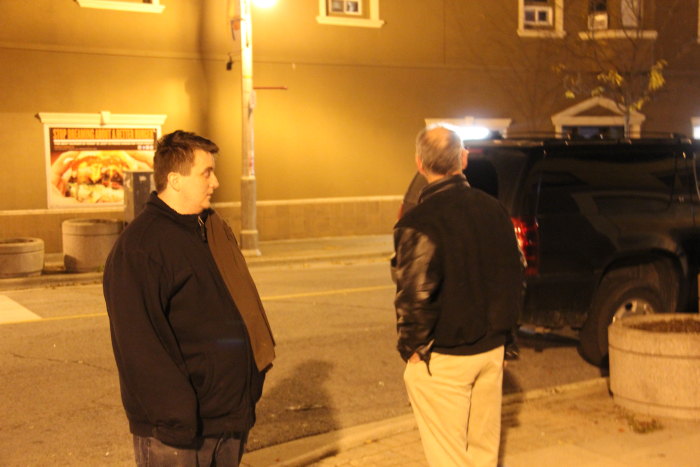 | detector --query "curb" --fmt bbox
[0,250,393,291]
[502,376,609,405]
[242,377,610,466]
[246,251,392,268]
[242,415,417,467]
[0,271,104,291]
